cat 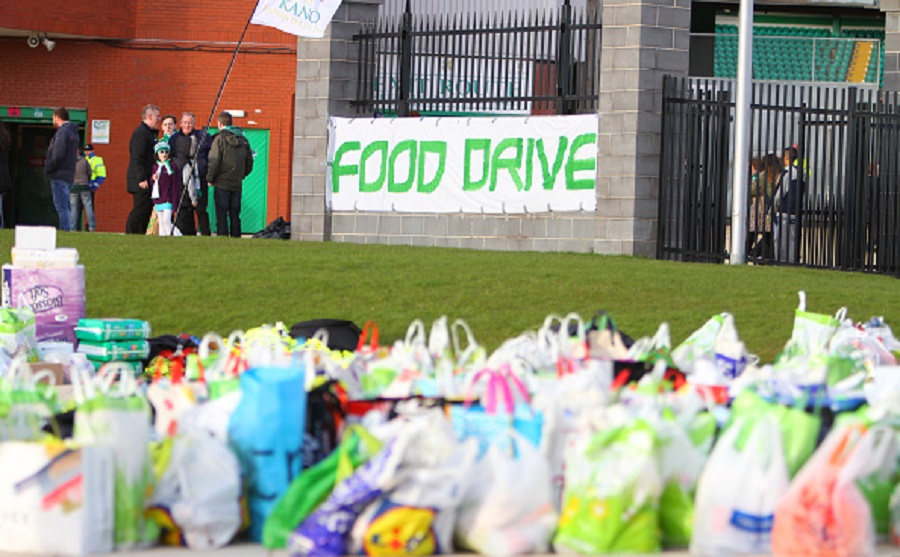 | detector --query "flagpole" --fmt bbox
[205,0,263,130]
